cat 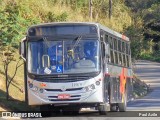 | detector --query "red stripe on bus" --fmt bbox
[122,34,127,40]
